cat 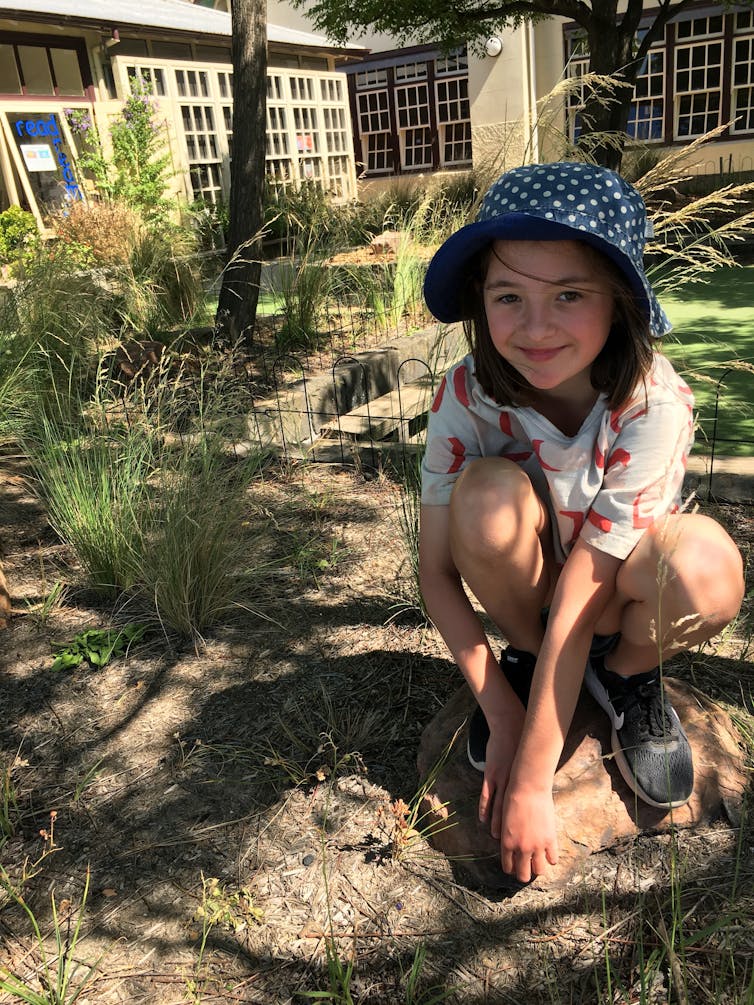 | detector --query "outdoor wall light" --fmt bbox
[484,36,503,57]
